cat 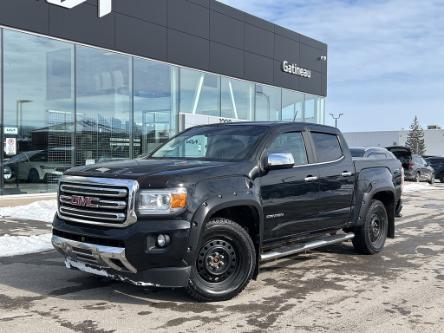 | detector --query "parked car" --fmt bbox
[52,122,402,301]
[3,149,71,183]
[350,147,396,159]
[425,157,444,183]
[387,146,435,184]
